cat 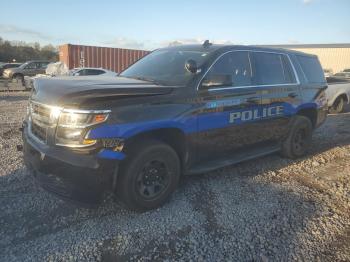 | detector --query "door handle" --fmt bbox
[288,92,298,98]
